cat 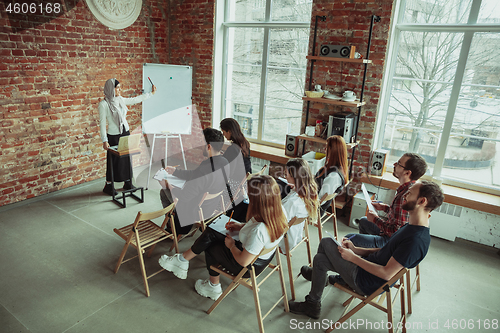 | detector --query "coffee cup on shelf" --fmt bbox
[343,91,355,99]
